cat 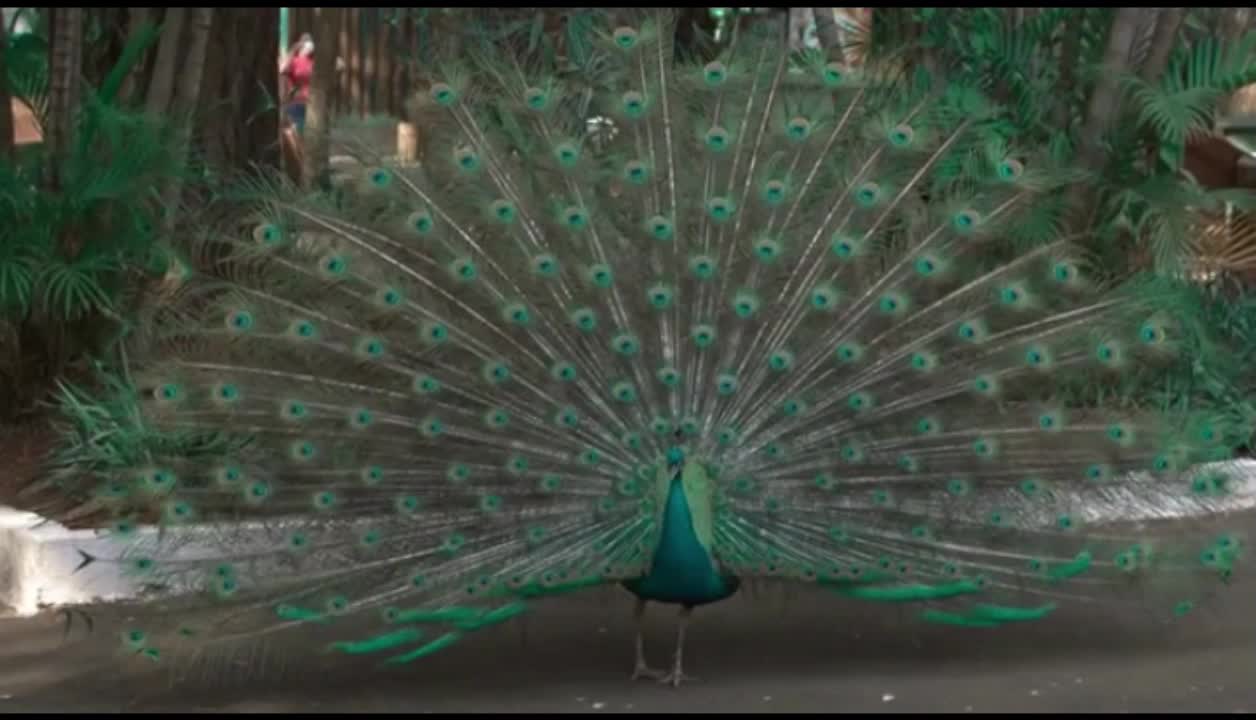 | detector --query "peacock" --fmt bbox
[56,11,1250,688]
